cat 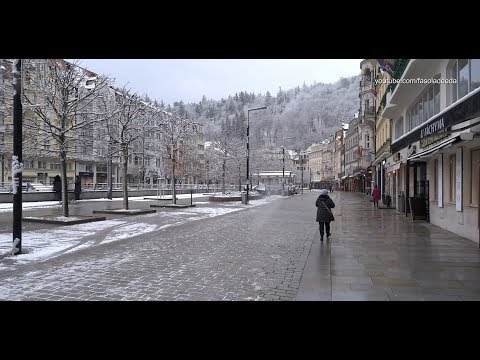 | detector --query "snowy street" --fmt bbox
[0,193,311,300]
